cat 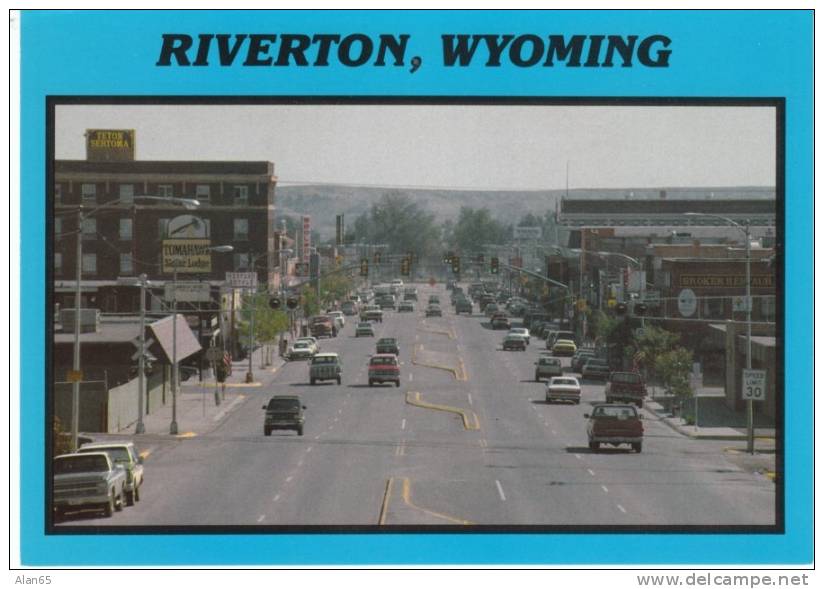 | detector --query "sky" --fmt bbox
[55,104,776,191]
